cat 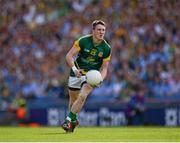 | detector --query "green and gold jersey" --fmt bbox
[70,34,111,76]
